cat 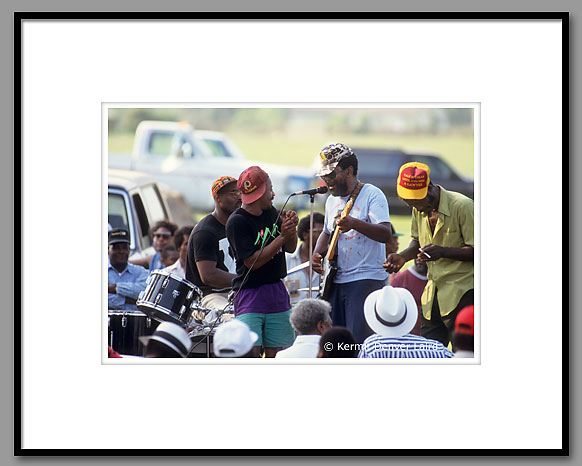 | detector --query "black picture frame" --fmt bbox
[14,11,568,457]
